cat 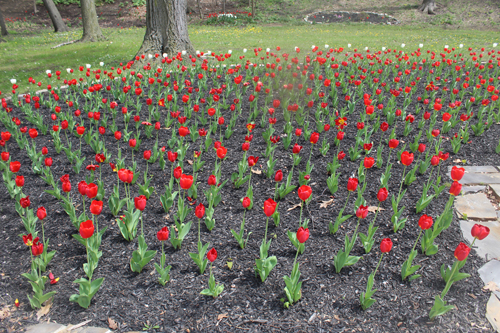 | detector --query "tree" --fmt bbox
[42,0,70,32]
[80,0,104,42]
[135,0,195,58]
[0,6,7,38]
[419,0,436,14]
